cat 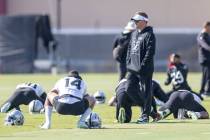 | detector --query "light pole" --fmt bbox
[56,0,62,30]
[51,0,62,75]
